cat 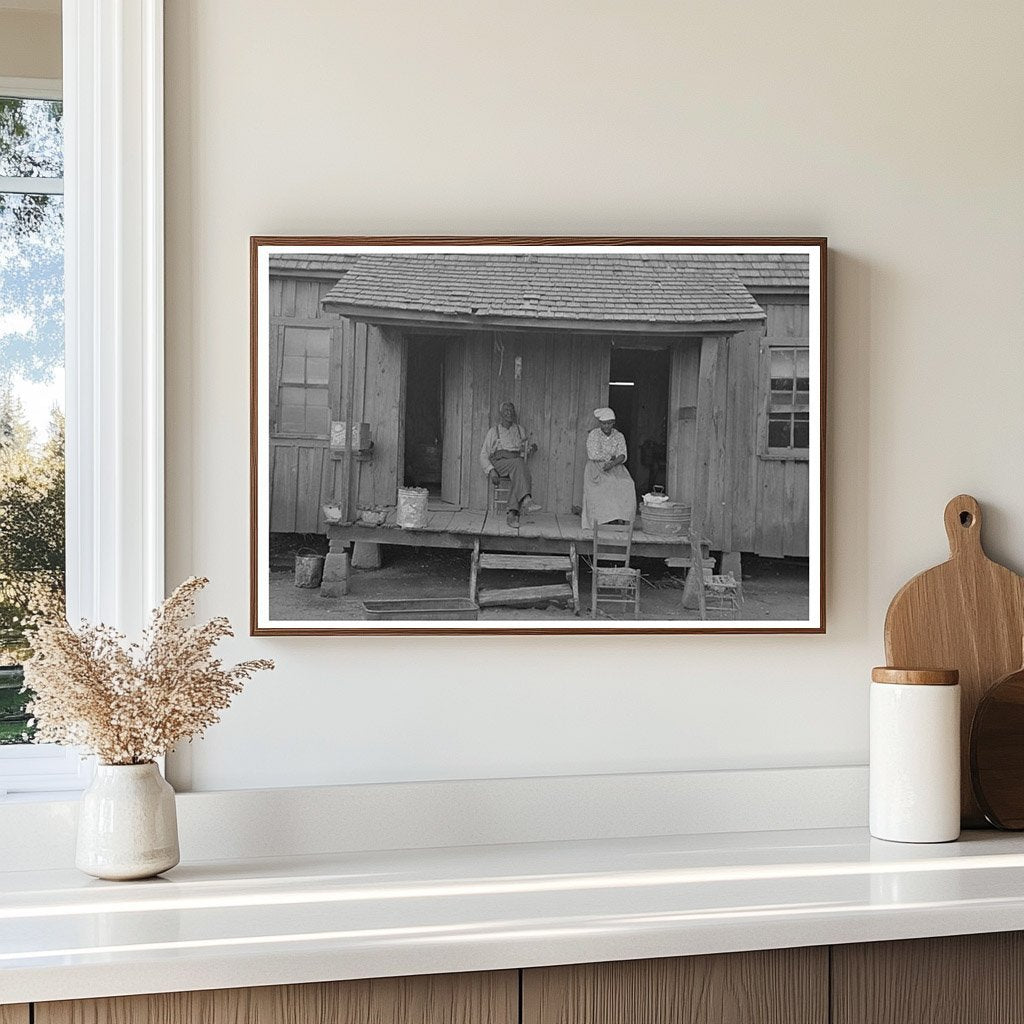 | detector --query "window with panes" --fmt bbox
[277,326,331,438]
[766,345,810,454]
